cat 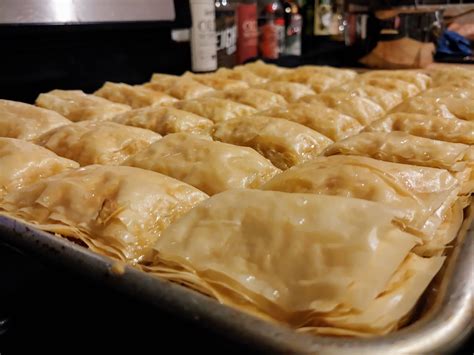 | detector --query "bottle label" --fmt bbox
[190,1,217,72]
[216,9,237,68]
[259,18,285,59]
[284,13,302,56]
[236,3,258,64]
